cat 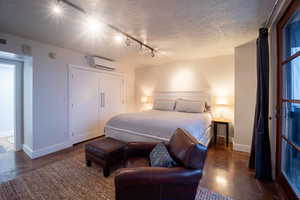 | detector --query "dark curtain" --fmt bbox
[249,28,272,180]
